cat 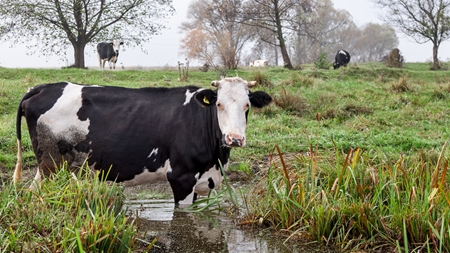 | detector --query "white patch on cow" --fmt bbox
[194,163,227,196]
[339,50,347,55]
[213,77,251,147]
[123,159,171,187]
[183,90,195,105]
[183,88,204,106]
[38,83,90,135]
[148,148,158,158]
